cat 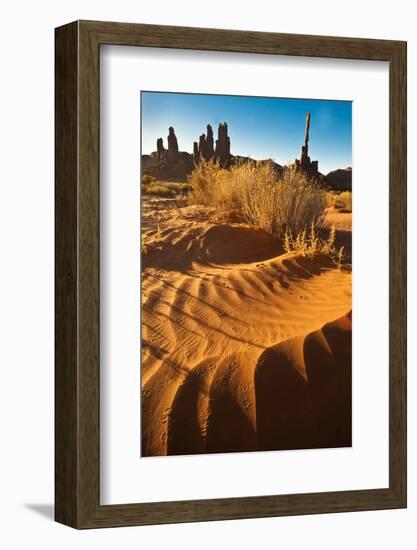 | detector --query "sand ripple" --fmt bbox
[141,200,352,456]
